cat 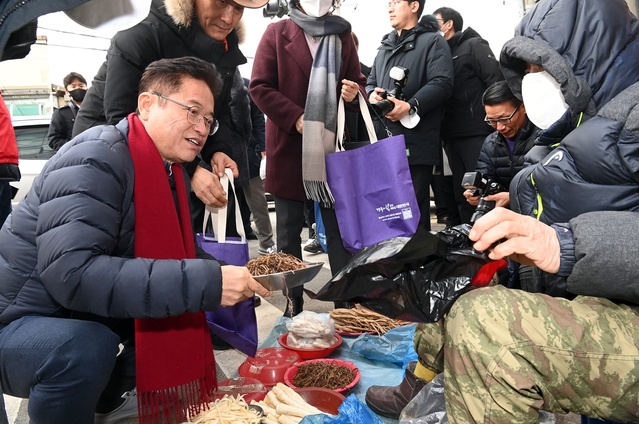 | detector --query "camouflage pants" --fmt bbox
[413,285,639,423]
